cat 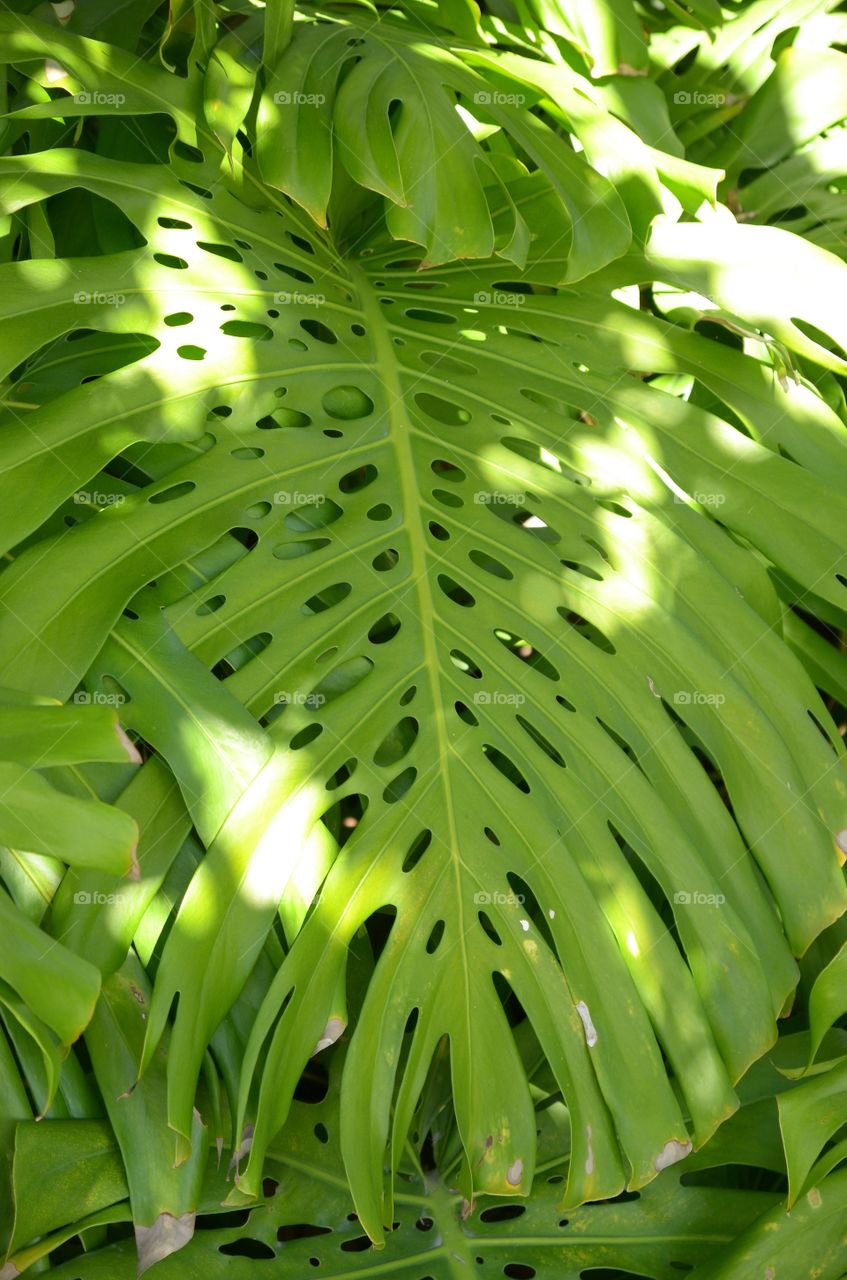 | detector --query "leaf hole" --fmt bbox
[153,252,188,269]
[432,487,464,509]
[406,308,455,325]
[148,480,196,504]
[273,538,330,560]
[480,1204,525,1222]
[288,231,316,254]
[450,649,483,678]
[431,458,465,482]
[290,723,323,751]
[469,549,512,580]
[219,1241,275,1259]
[326,758,357,791]
[323,386,374,419]
[302,581,352,616]
[402,829,432,873]
[196,594,226,615]
[478,911,502,945]
[198,240,243,262]
[425,919,446,953]
[339,464,378,494]
[516,715,566,768]
[277,1223,330,1243]
[300,319,337,344]
[373,547,399,571]
[484,744,530,793]
[221,320,273,340]
[368,612,401,645]
[438,574,475,607]
[374,716,418,767]
[415,391,470,425]
[383,766,417,804]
